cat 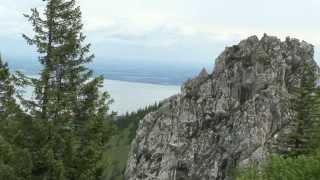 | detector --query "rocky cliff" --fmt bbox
[125,34,318,180]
